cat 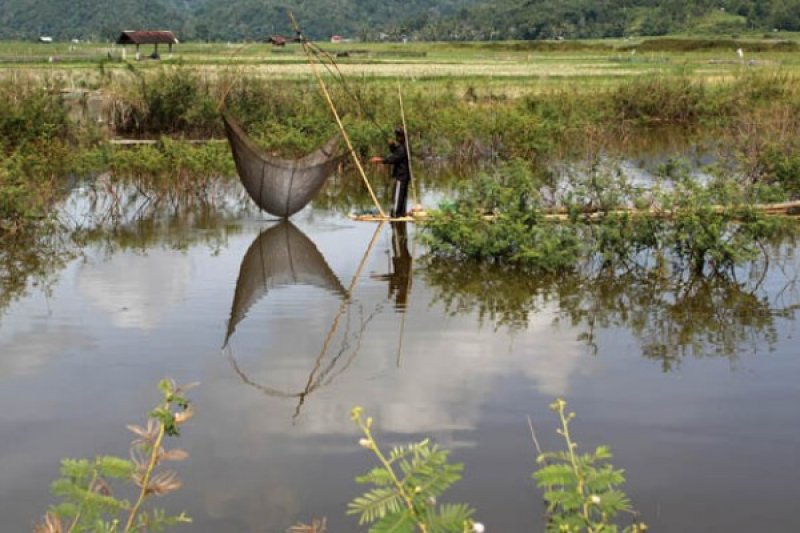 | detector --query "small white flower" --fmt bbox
[590,495,601,505]
[472,522,486,533]
[358,438,371,449]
